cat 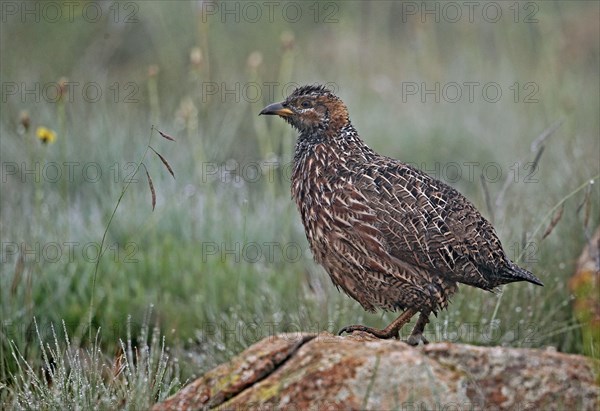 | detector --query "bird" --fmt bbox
[260,84,543,345]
